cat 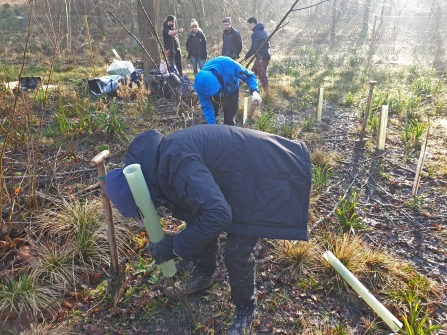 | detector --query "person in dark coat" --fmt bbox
[193,56,262,126]
[104,124,312,335]
[221,17,242,60]
[185,19,207,75]
[162,15,184,76]
[244,17,271,91]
